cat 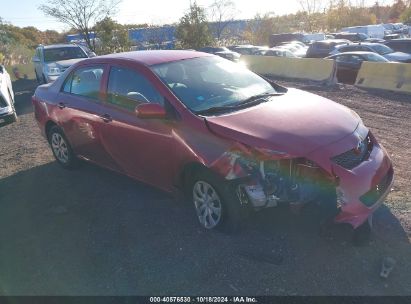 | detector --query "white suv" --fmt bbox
[32,44,95,84]
[0,65,17,125]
